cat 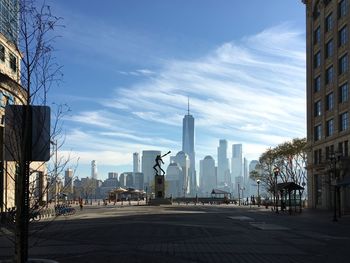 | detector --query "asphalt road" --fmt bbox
[1,204,349,263]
